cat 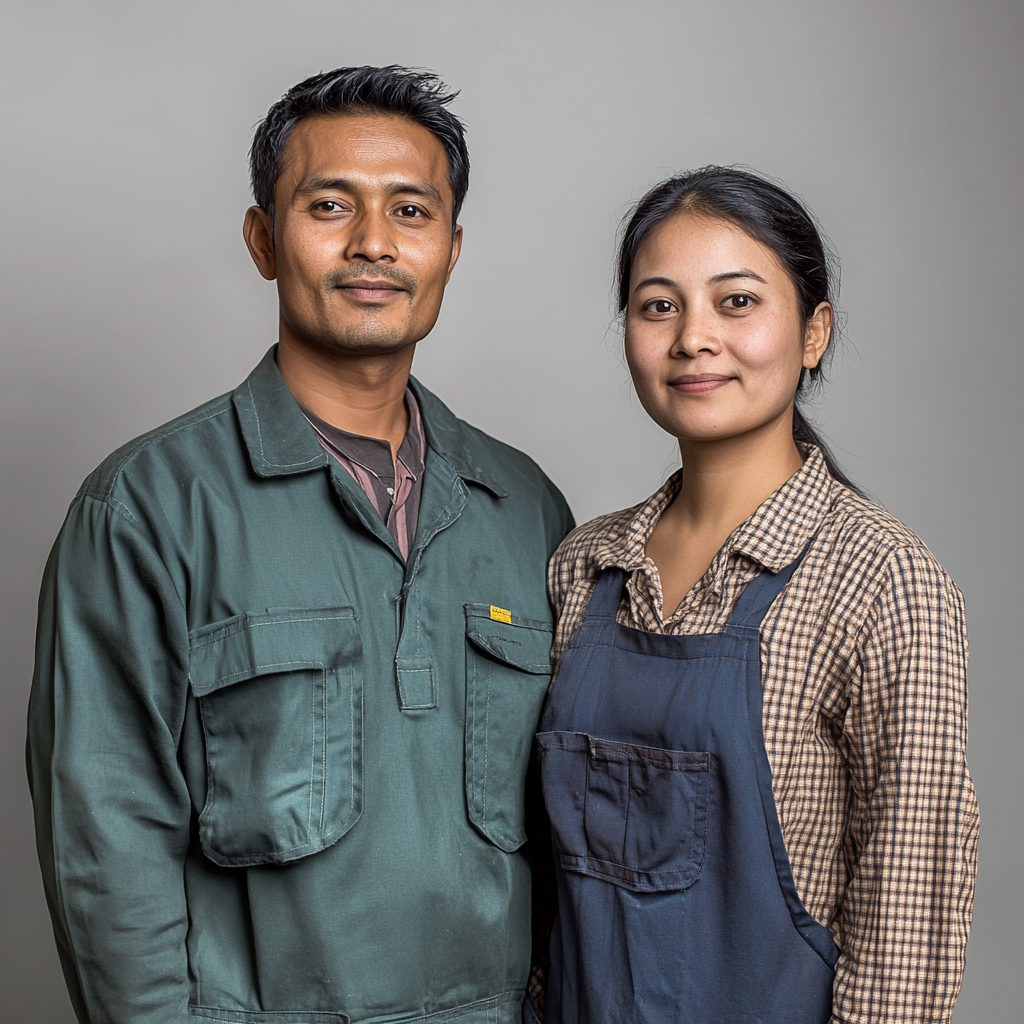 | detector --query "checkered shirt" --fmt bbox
[546,446,979,1024]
